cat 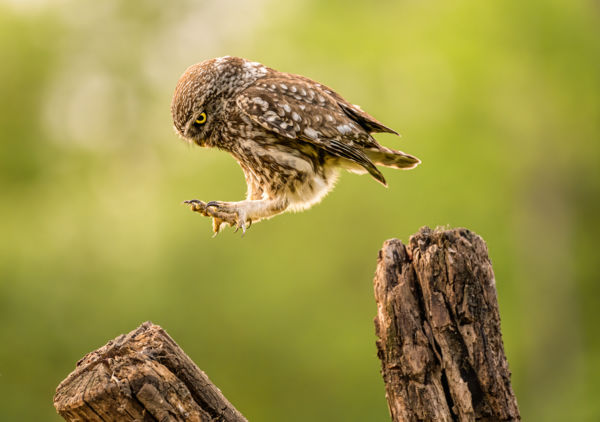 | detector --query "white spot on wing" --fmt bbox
[264,111,278,123]
[303,127,319,139]
[252,96,269,111]
[337,124,353,135]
